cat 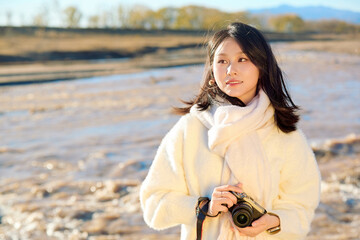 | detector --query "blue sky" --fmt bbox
[1,0,359,26]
